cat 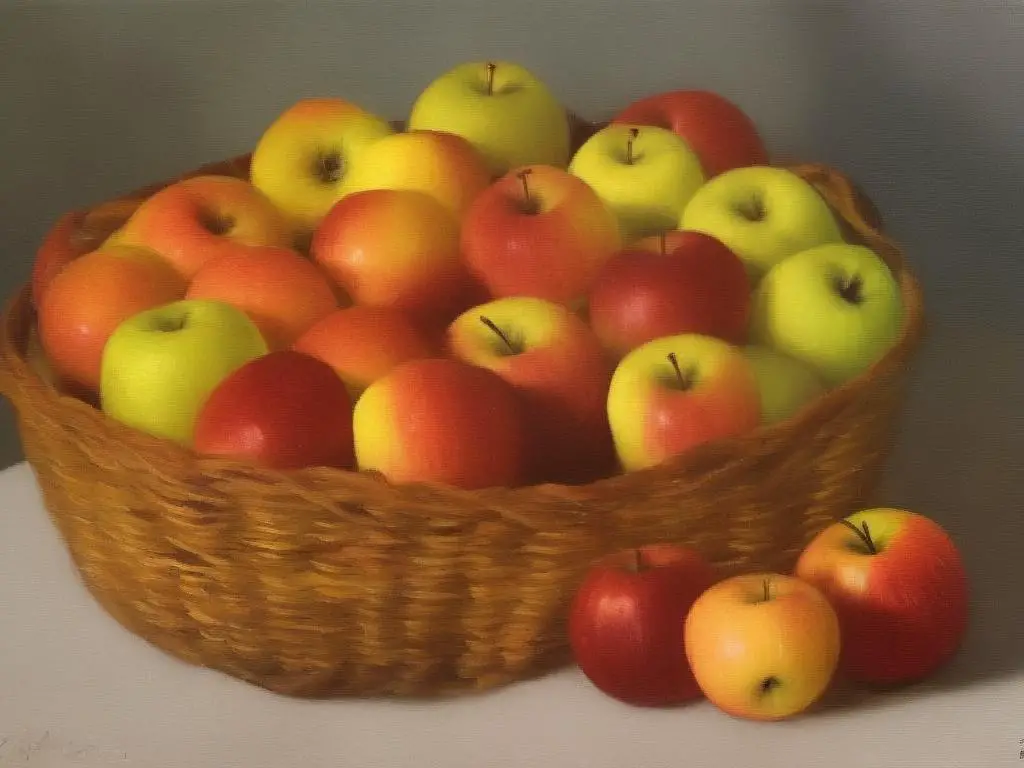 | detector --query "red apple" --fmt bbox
[193,350,355,470]
[352,358,526,490]
[569,544,717,707]
[795,507,970,686]
[31,210,87,309]
[587,231,751,359]
[461,165,622,307]
[611,90,768,178]
[446,296,616,485]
